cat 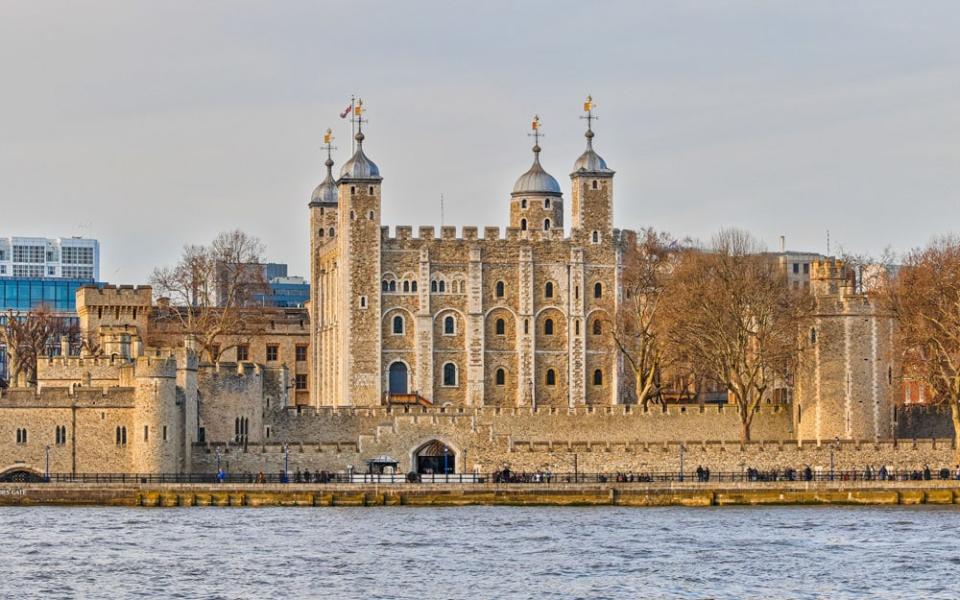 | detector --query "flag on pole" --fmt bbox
[339,102,353,119]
